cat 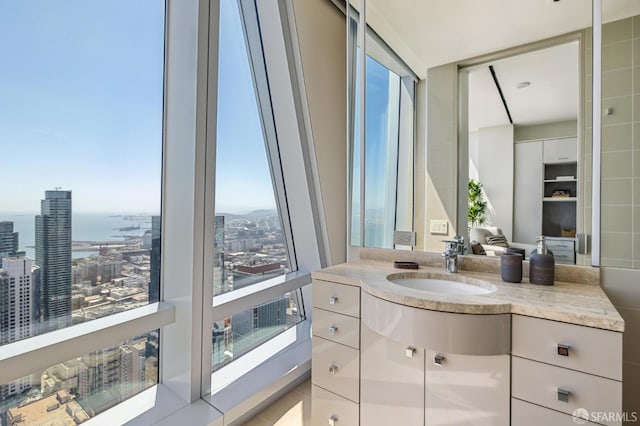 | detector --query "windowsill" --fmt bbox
[205,331,311,425]
[84,383,223,426]
[212,271,311,321]
[0,302,175,384]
